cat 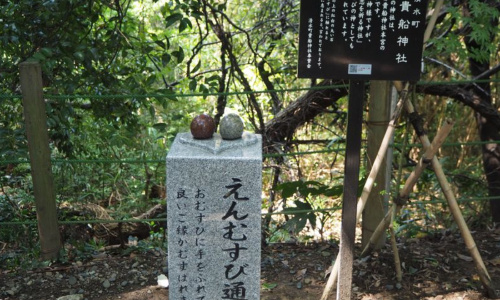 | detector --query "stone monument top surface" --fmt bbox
[168,132,261,158]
